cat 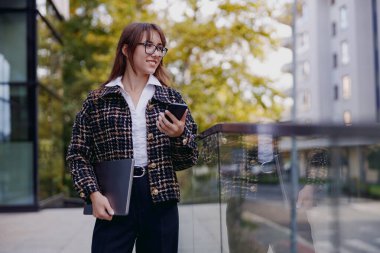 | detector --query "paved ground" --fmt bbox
[0,206,222,253]
[0,208,93,253]
[1,200,379,253]
[0,204,310,253]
